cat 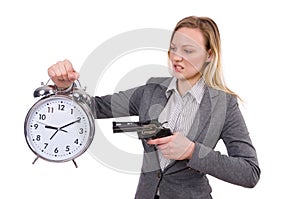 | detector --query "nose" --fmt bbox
[170,52,183,62]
